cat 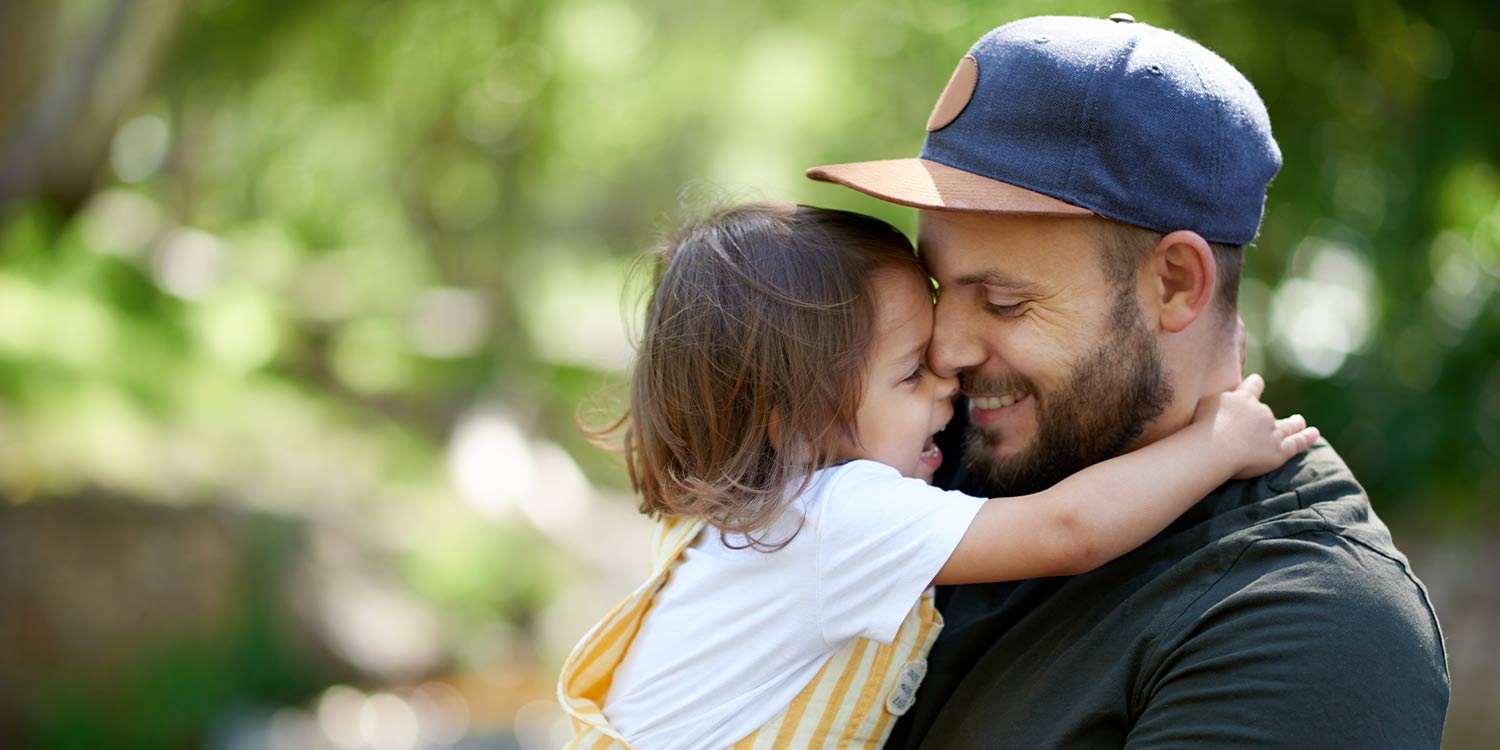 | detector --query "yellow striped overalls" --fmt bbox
[557,515,943,749]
